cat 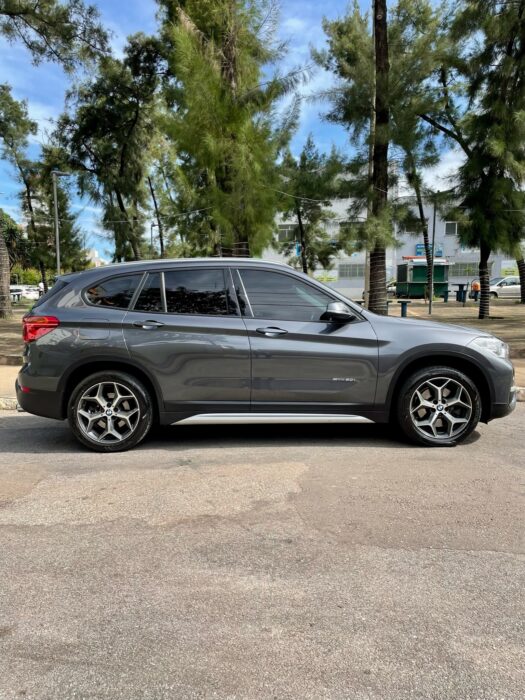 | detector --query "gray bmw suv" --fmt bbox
[17,259,516,452]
